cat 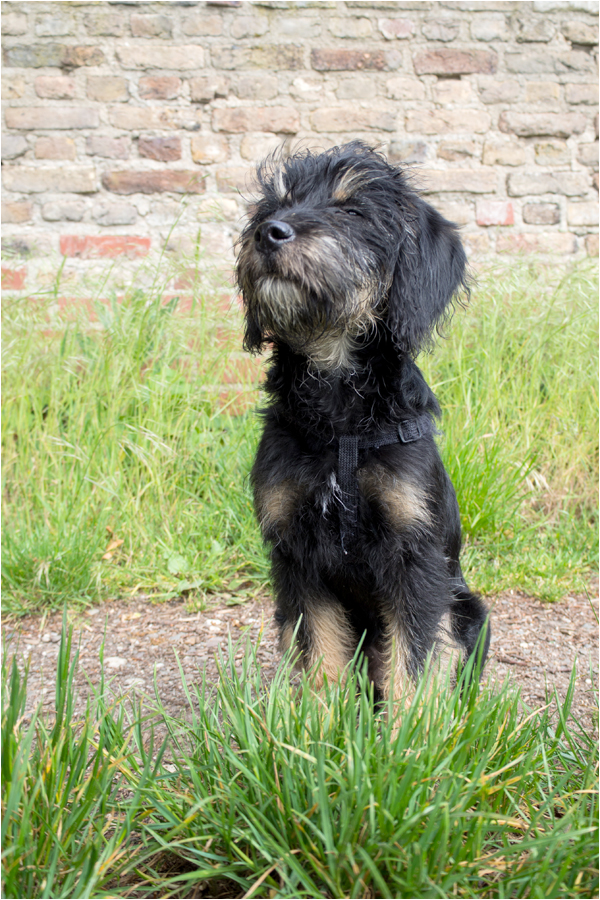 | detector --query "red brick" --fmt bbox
[60,236,151,259]
[413,49,497,75]
[138,76,182,100]
[138,136,181,162]
[2,201,33,224]
[1,267,26,290]
[311,49,387,71]
[4,107,99,130]
[34,75,75,99]
[476,200,514,227]
[212,106,300,134]
[102,170,206,195]
[35,136,77,160]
